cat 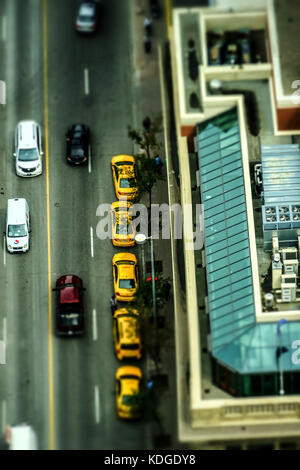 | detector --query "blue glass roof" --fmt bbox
[196,107,300,374]
[261,144,300,206]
